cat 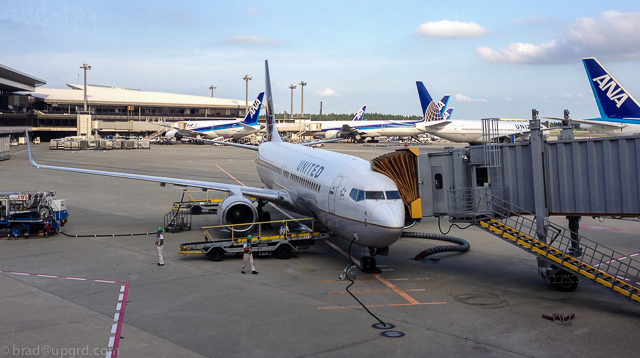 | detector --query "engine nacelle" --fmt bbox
[324,130,341,140]
[217,195,258,232]
[165,130,183,140]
